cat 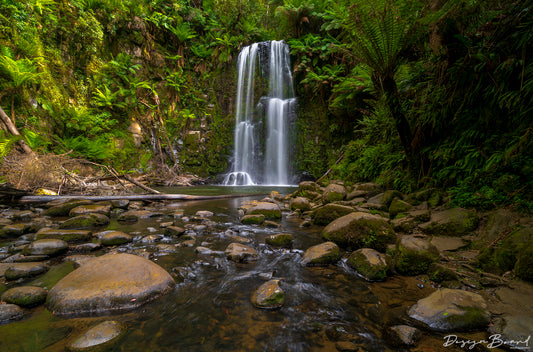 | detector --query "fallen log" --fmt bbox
[17,193,263,204]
